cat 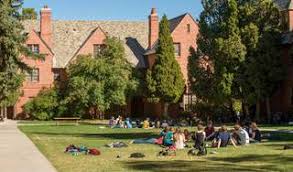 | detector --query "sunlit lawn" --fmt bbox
[19,123,293,172]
